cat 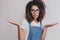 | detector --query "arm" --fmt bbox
[6,18,26,40]
[18,25,26,40]
[41,26,48,40]
[41,23,58,40]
